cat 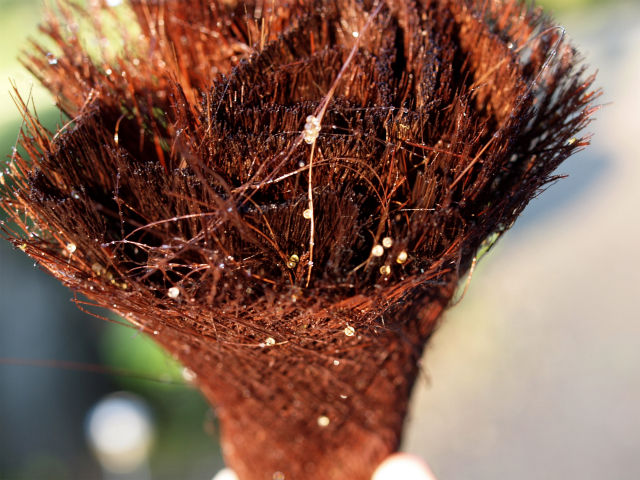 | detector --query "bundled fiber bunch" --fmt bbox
[1,0,597,478]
